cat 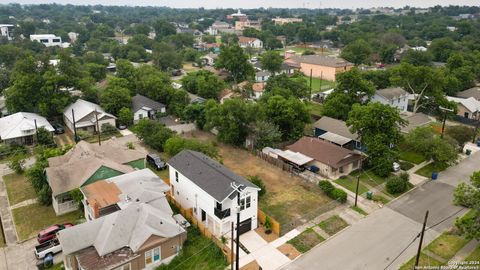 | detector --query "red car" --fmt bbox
[37,223,73,244]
